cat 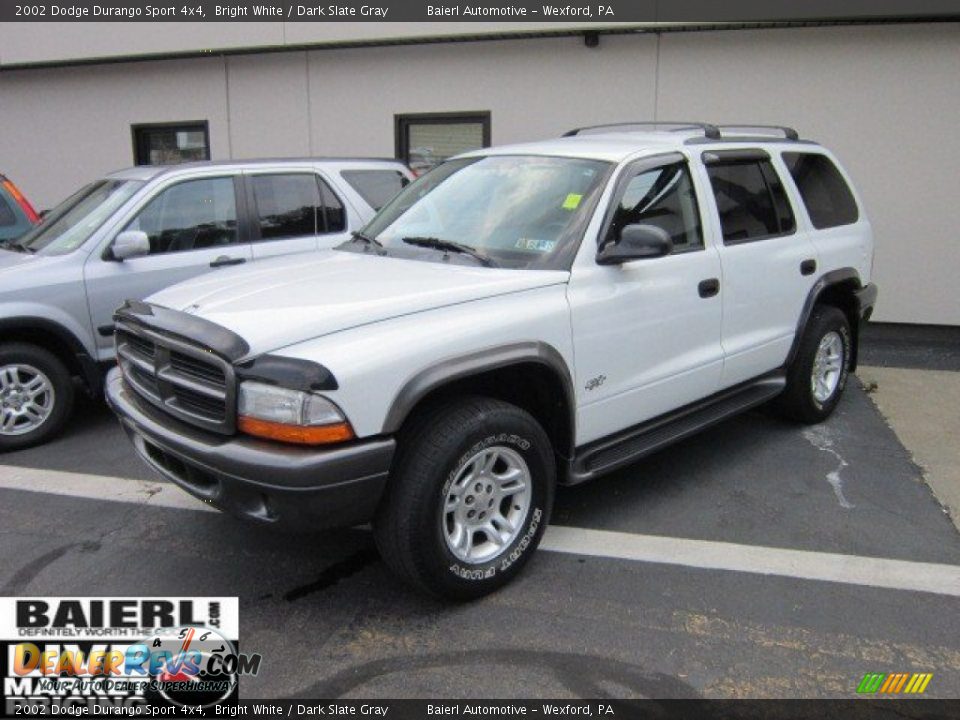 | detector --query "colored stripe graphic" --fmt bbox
[858,672,932,694]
